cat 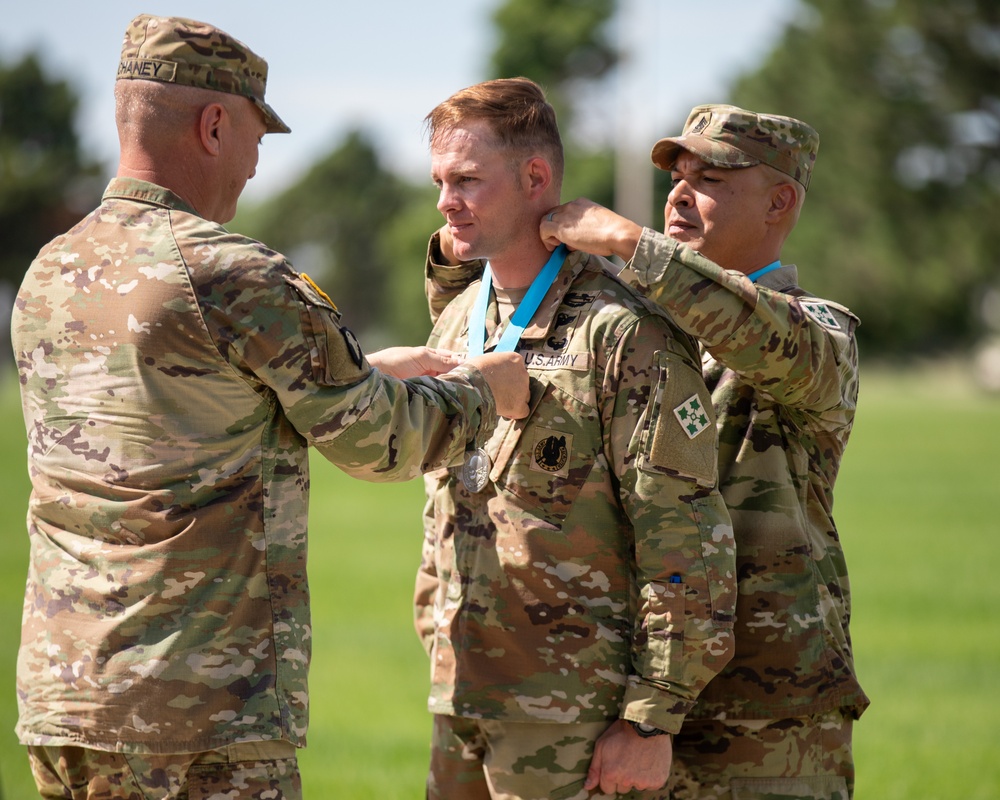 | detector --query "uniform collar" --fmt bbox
[102,177,202,217]
[753,263,799,292]
[482,249,590,347]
